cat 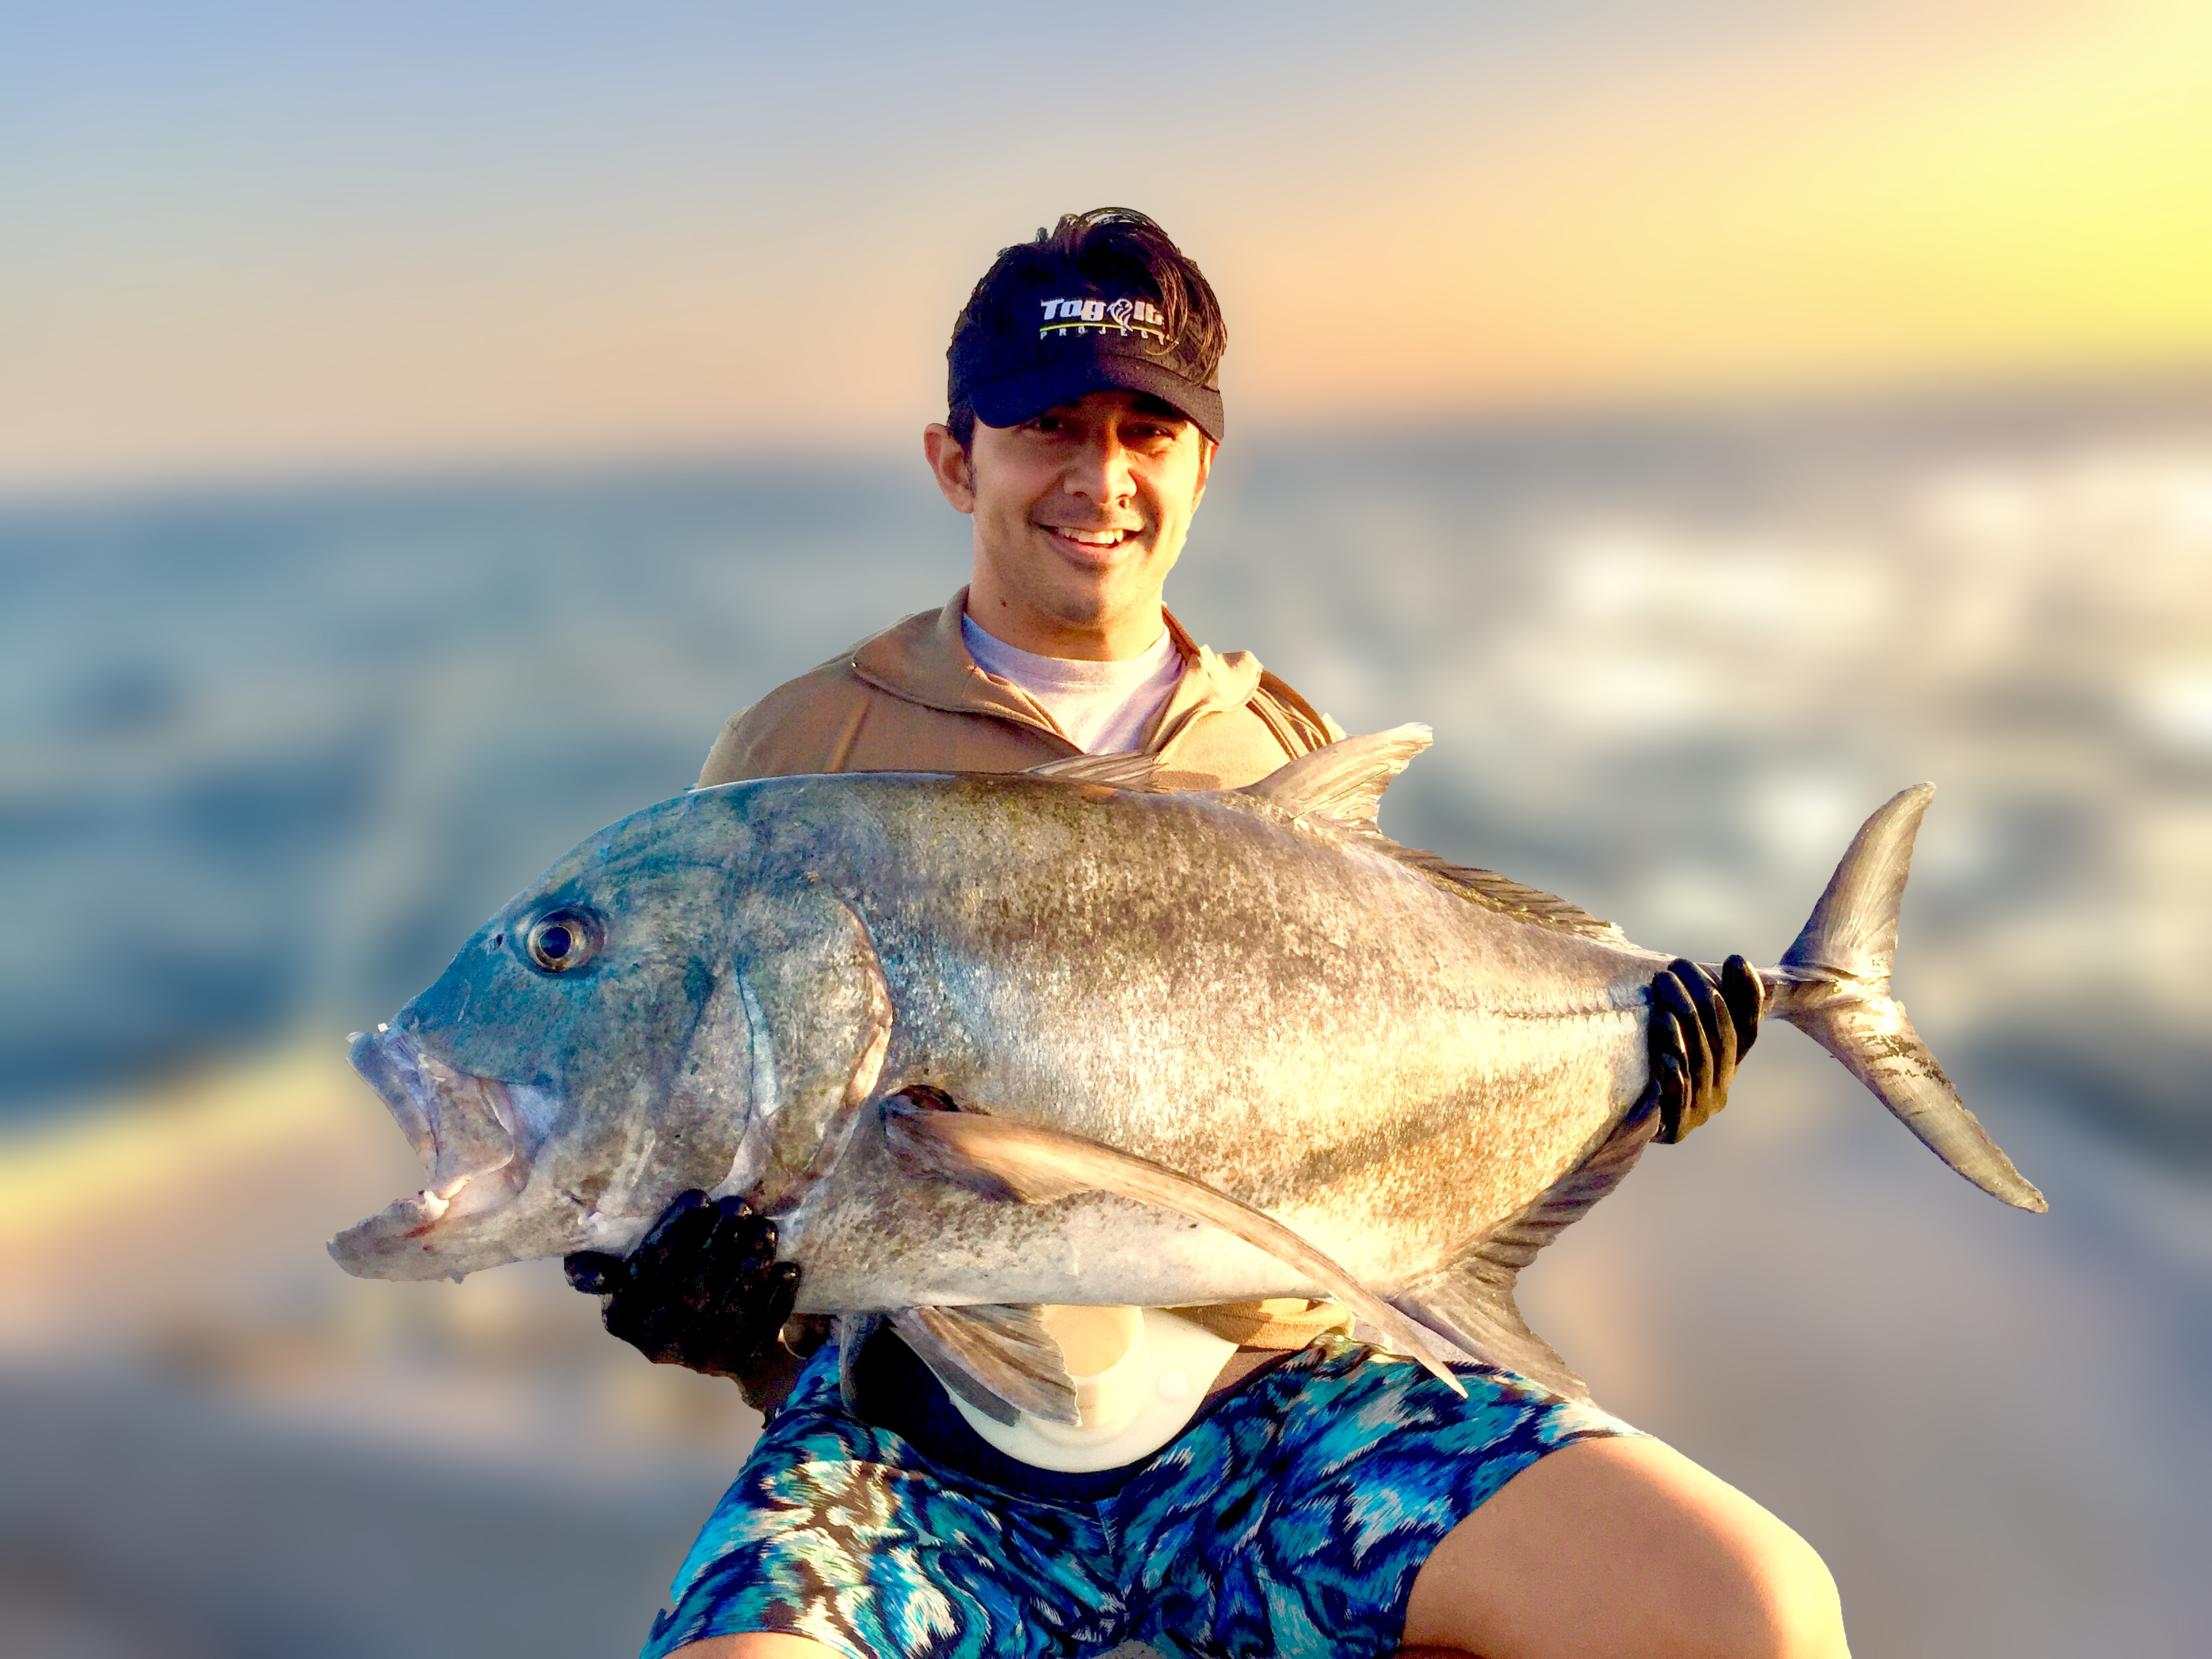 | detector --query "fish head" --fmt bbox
[329,792,760,1280]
